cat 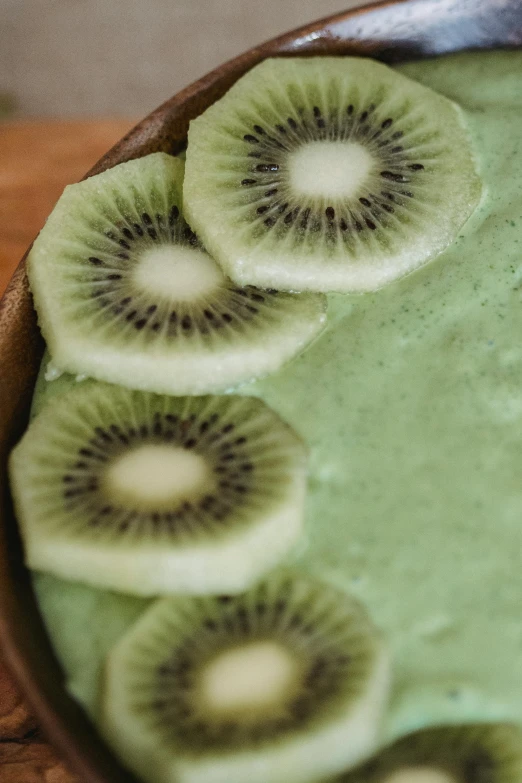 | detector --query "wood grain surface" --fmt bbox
[0,117,135,782]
